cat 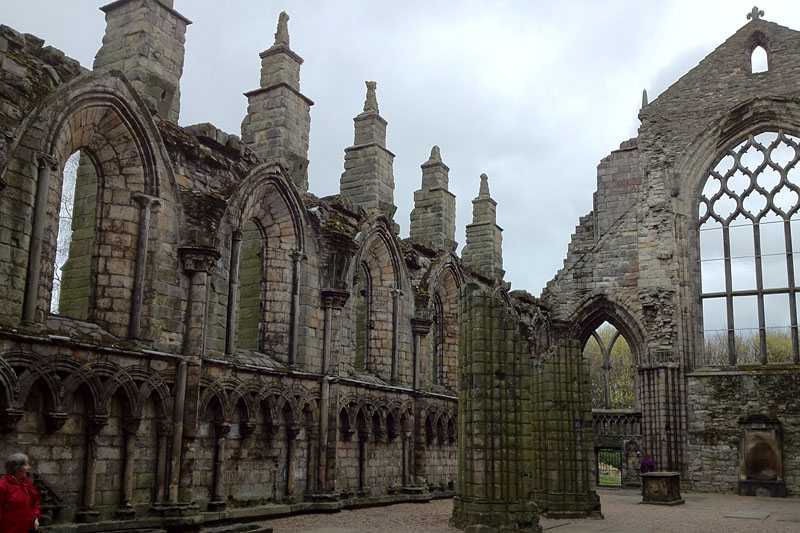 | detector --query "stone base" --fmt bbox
[402,485,428,494]
[149,501,200,517]
[75,508,101,523]
[207,500,227,511]
[738,479,787,497]
[114,505,137,520]
[450,496,541,532]
[641,472,684,505]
